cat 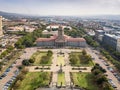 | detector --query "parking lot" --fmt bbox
[86,47,120,90]
[0,48,37,90]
